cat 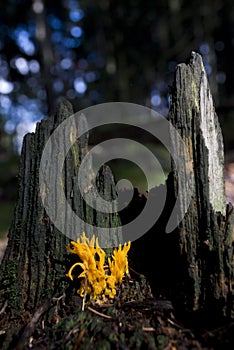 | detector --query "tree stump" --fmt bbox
[0,53,233,349]
[168,52,233,317]
[0,100,121,316]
